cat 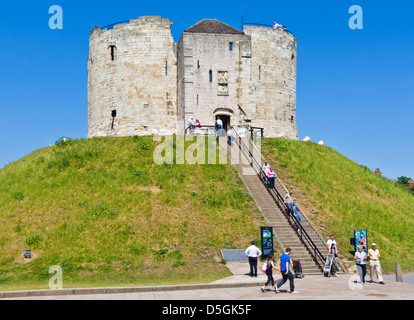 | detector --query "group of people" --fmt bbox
[262,163,302,229]
[354,243,385,285]
[245,242,298,294]
[187,117,201,131]
[245,234,385,295]
[327,235,385,285]
[284,190,301,229]
[273,22,288,31]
